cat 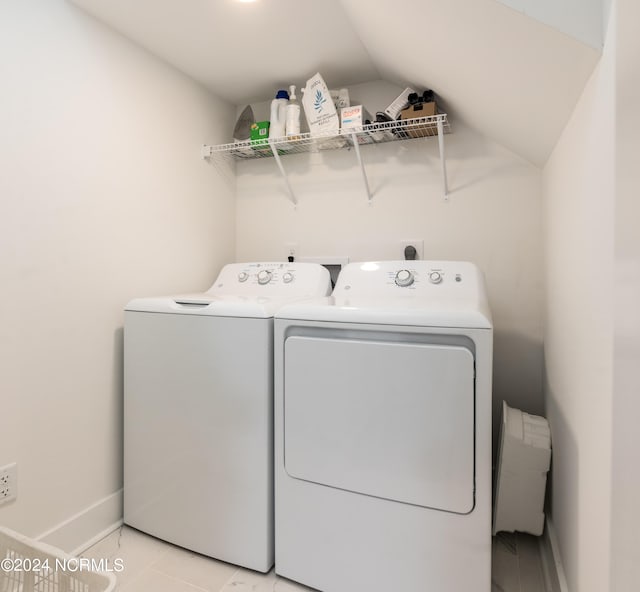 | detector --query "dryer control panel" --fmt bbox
[391,266,452,288]
[330,261,490,322]
[275,260,492,328]
[334,261,478,296]
[208,262,331,299]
